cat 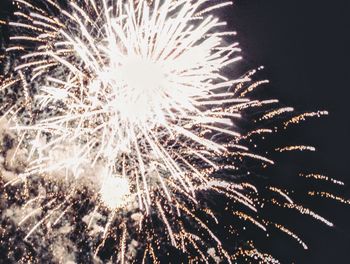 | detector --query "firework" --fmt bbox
[0,0,346,263]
